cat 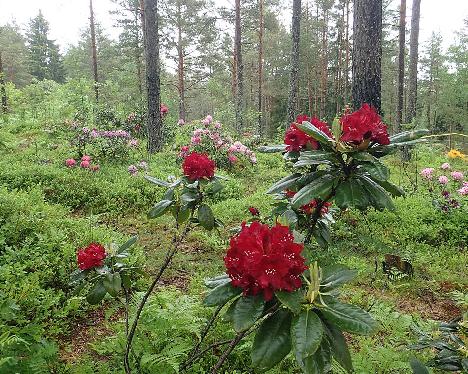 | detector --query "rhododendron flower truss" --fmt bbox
[204,260,376,374]
[223,222,307,301]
